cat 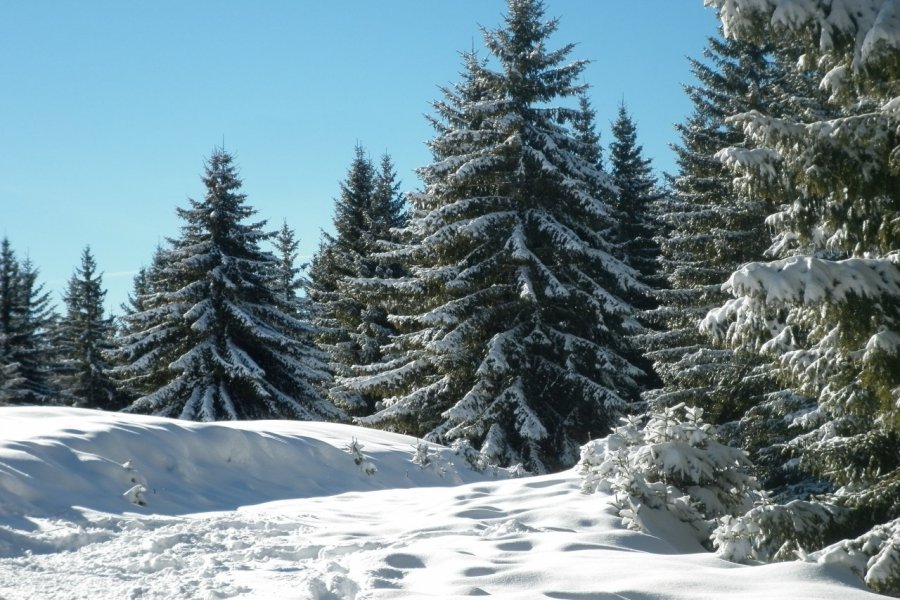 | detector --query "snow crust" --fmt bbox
[0,407,888,599]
